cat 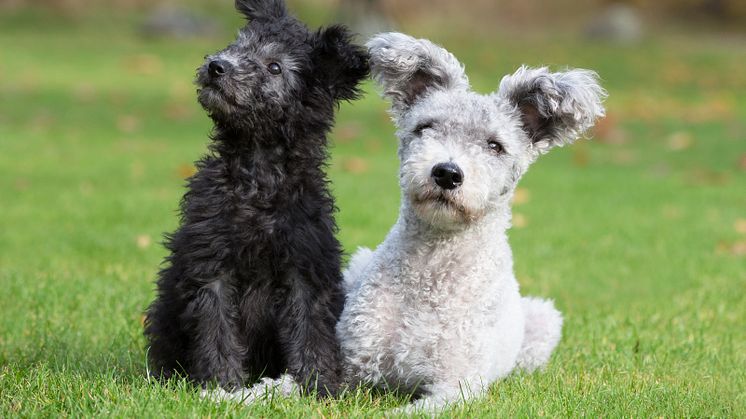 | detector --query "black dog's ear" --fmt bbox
[313,26,370,101]
[497,66,607,152]
[235,0,286,20]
